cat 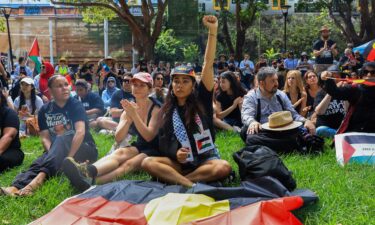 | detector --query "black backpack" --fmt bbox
[233,145,296,191]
